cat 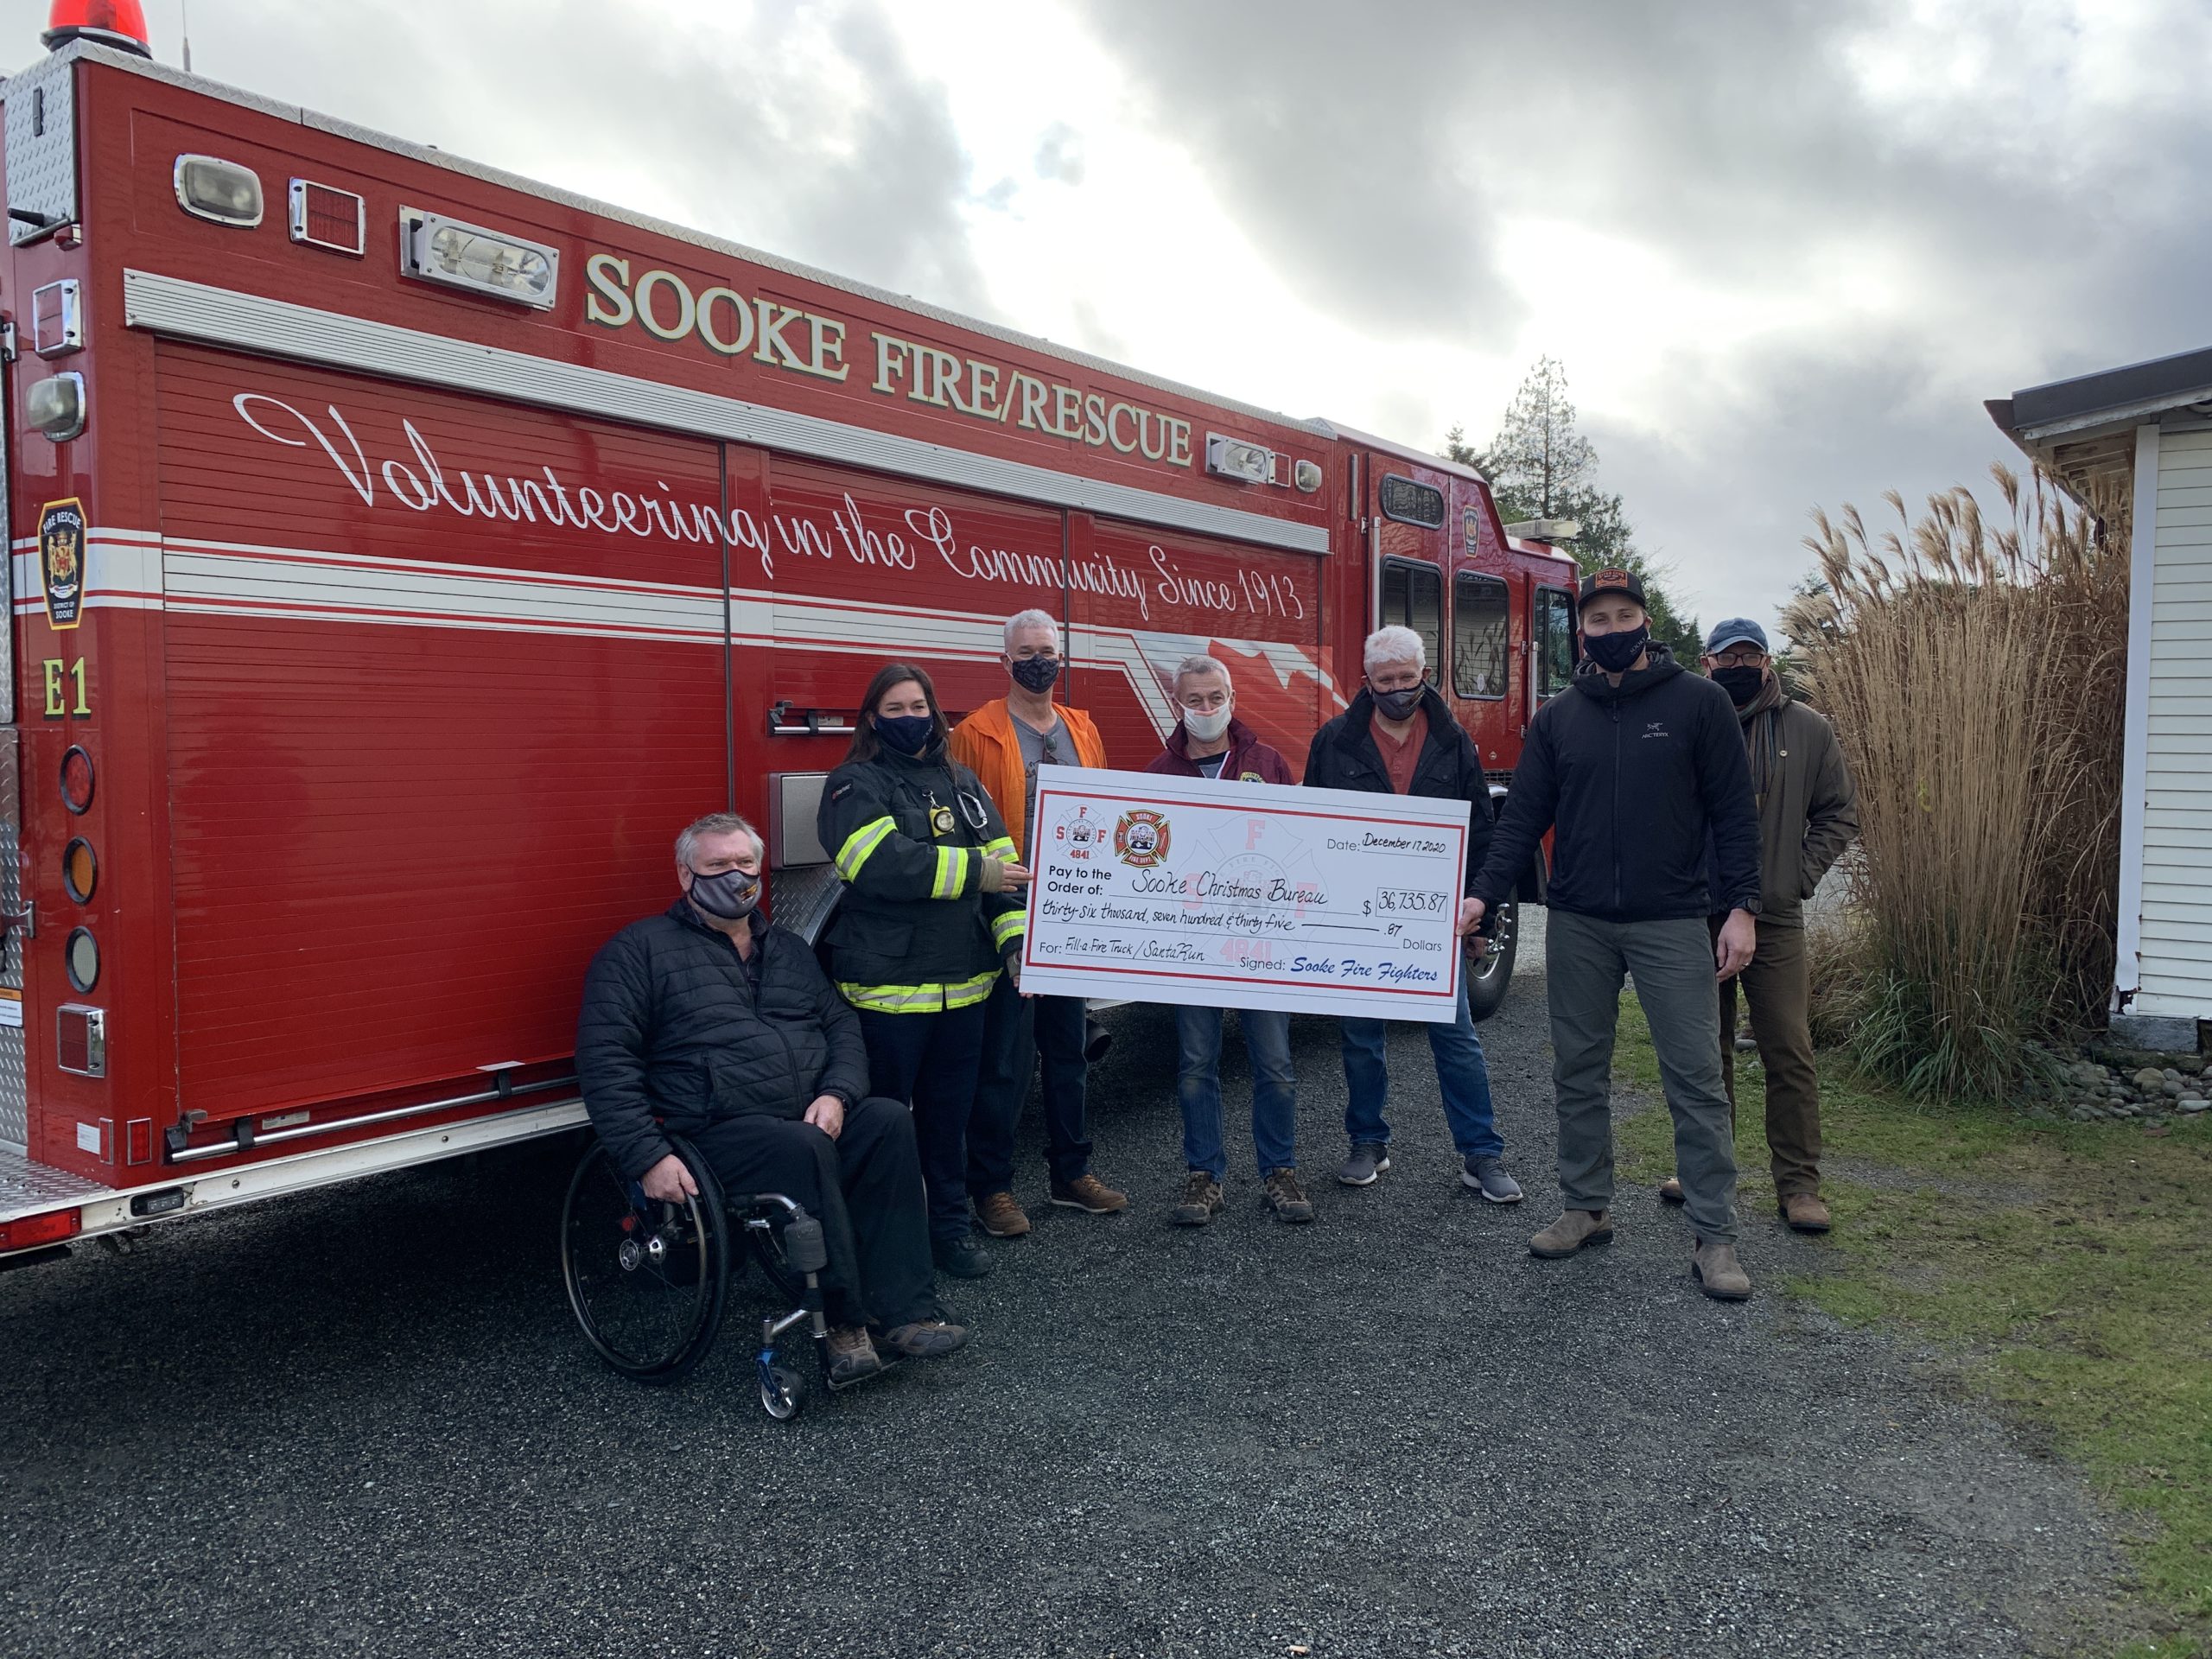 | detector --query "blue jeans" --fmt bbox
[1176,1005,1296,1179]
[1339,977,1503,1159]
